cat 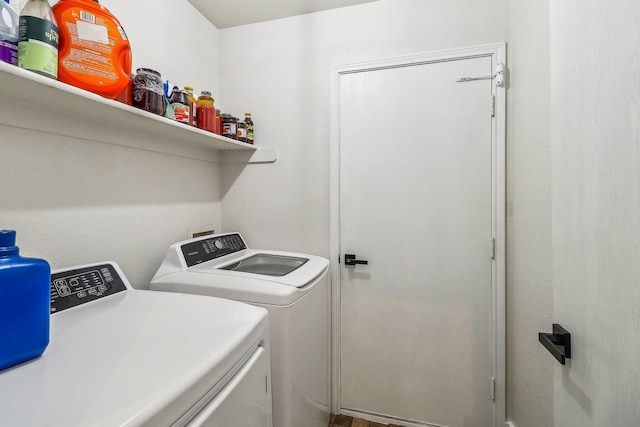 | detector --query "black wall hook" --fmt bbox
[539,324,572,365]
